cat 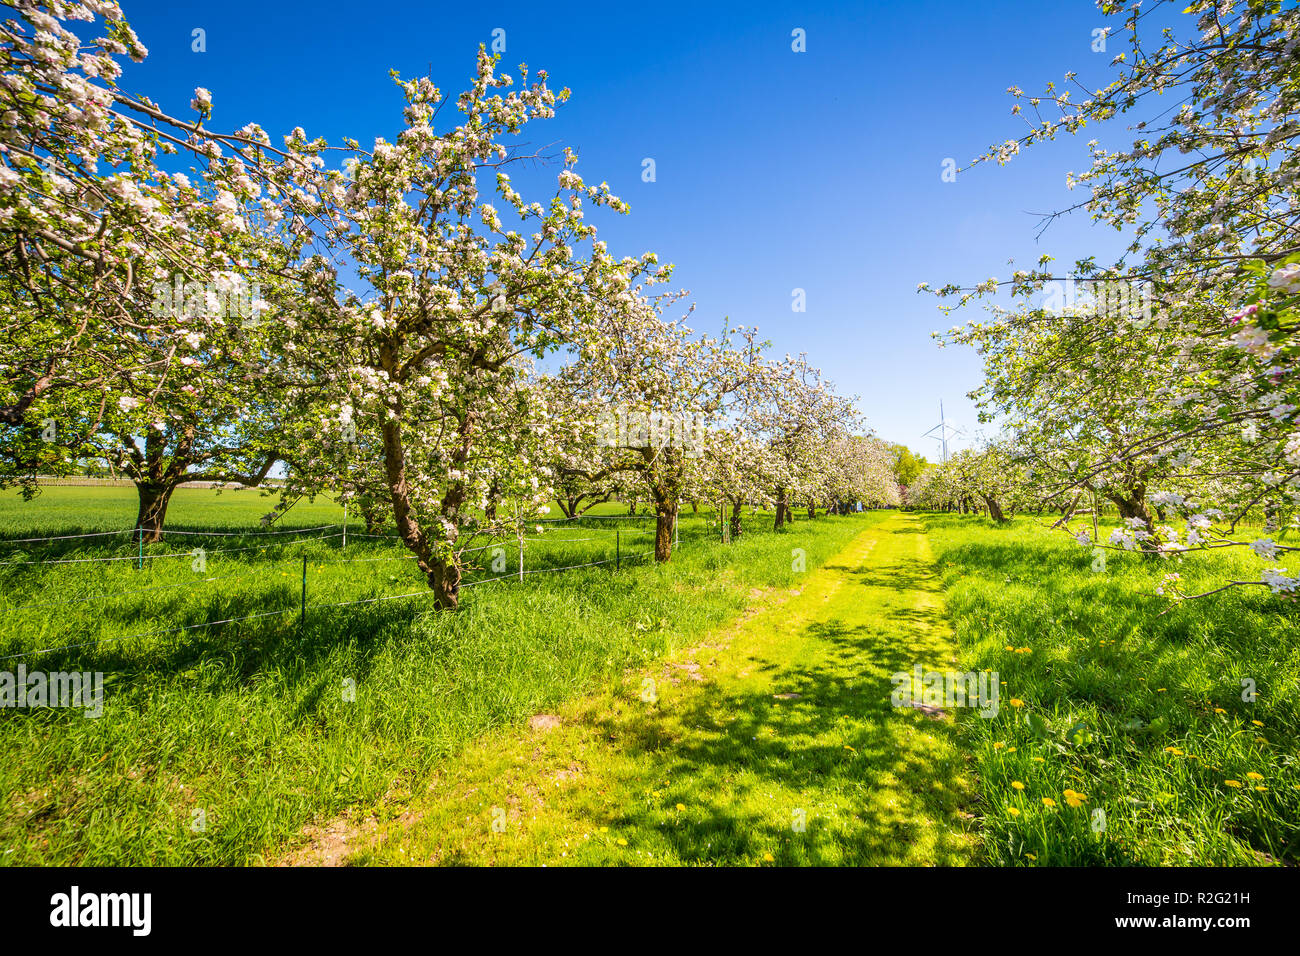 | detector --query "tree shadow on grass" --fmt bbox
[577,602,981,866]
